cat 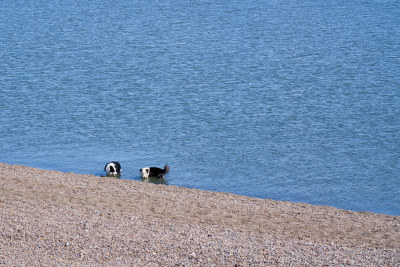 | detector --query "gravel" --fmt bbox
[1,162,399,266]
